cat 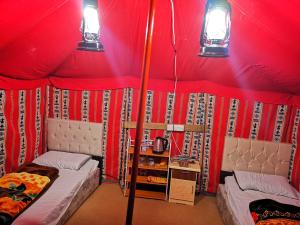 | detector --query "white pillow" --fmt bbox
[234,170,299,200]
[33,151,91,170]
